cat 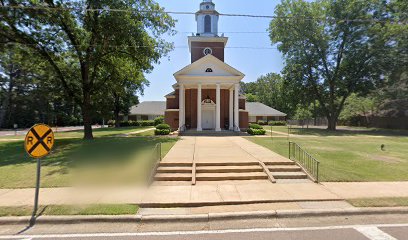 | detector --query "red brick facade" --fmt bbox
[191,41,225,63]
[165,88,249,131]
